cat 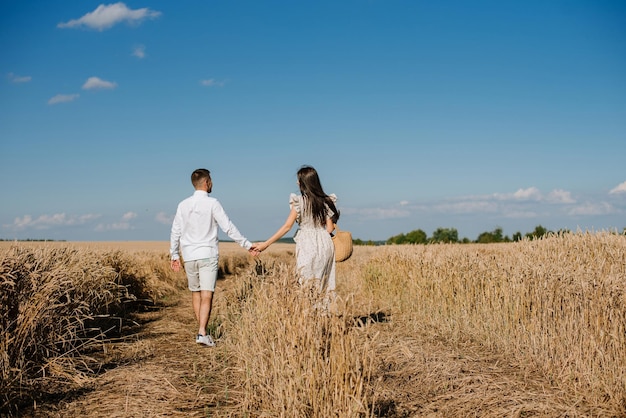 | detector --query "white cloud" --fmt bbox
[48,94,80,105]
[491,187,575,204]
[57,2,161,31]
[122,211,137,221]
[546,189,575,204]
[568,202,617,216]
[82,76,117,90]
[6,213,100,230]
[342,207,410,220]
[389,186,580,221]
[95,212,137,231]
[8,72,32,83]
[492,187,542,201]
[512,187,542,201]
[155,211,172,225]
[95,212,137,232]
[501,210,540,219]
[399,200,409,206]
[435,200,499,214]
[132,45,146,59]
[609,181,626,195]
[95,222,133,231]
[11,215,33,229]
[200,78,225,87]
